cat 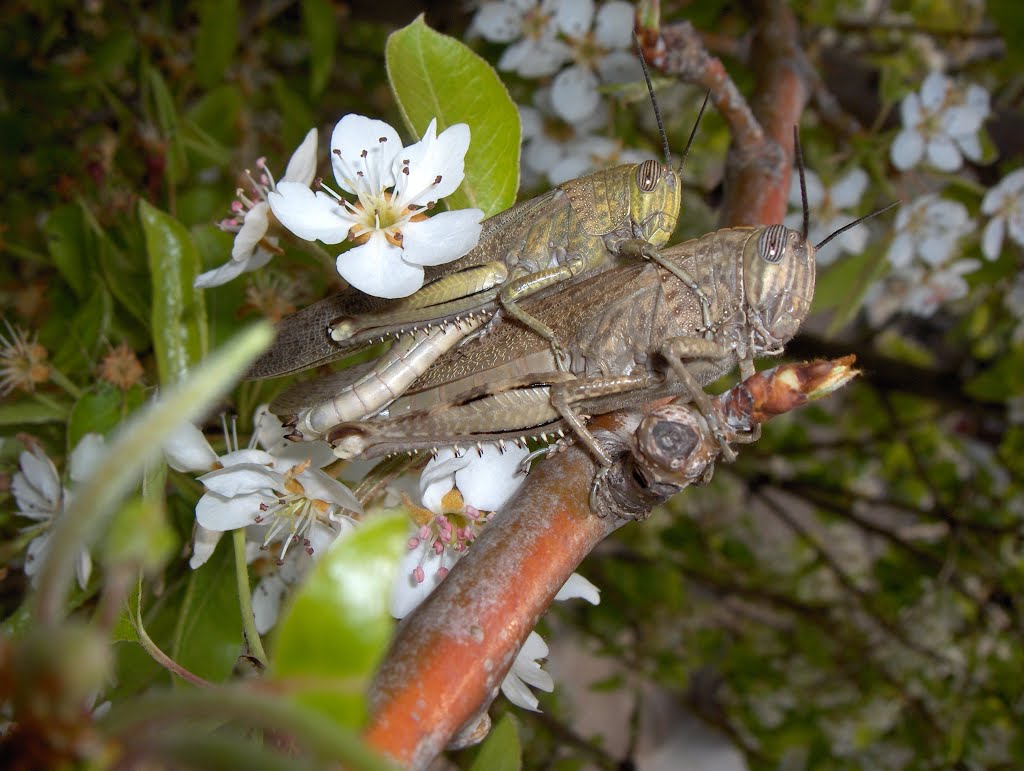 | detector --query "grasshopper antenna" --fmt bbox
[815,201,900,251]
[634,32,672,167]
[678,91,710,173]
[793,126,809,242]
